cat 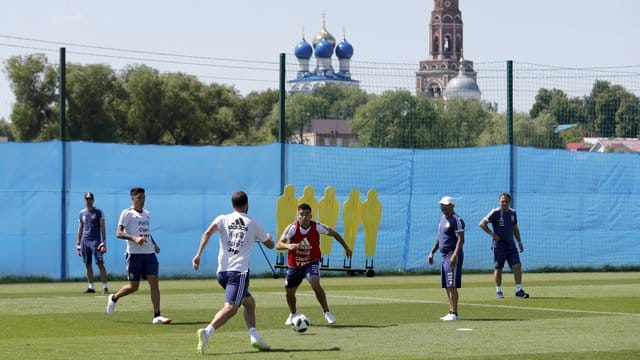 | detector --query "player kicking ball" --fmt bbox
[277,203,353,326]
